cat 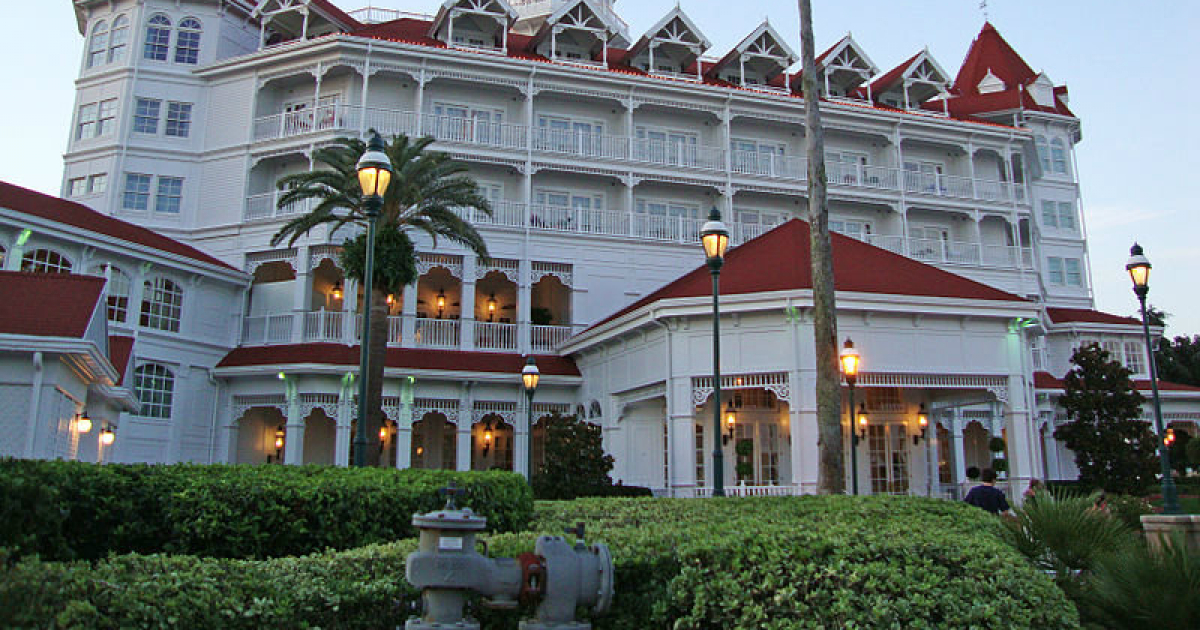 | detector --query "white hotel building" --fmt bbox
[2,0,1197,496]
